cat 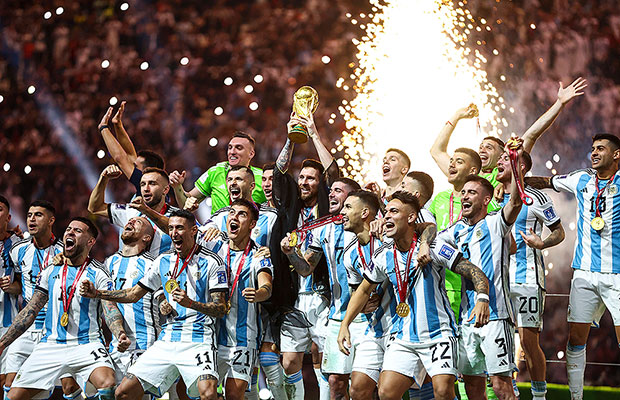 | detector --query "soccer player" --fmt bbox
[202,199,273,400]
[0,217,129,400]
[88,165,178,256]
[438,162,525,399]
[525,133,620,400]
[495,150,565,400]
[169,132,266,214]
[270,114,340,399]
[81,209,228,400]
[0,196,21,394]
[261,163,275,208]
[6,201,83,398]
[104,217,158,385]
[365,148,411,204]
[280,177,361,399]
[337,191,490,400]
[203,166,277,247]
[400,171,435,223]
[98,104,166,194]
